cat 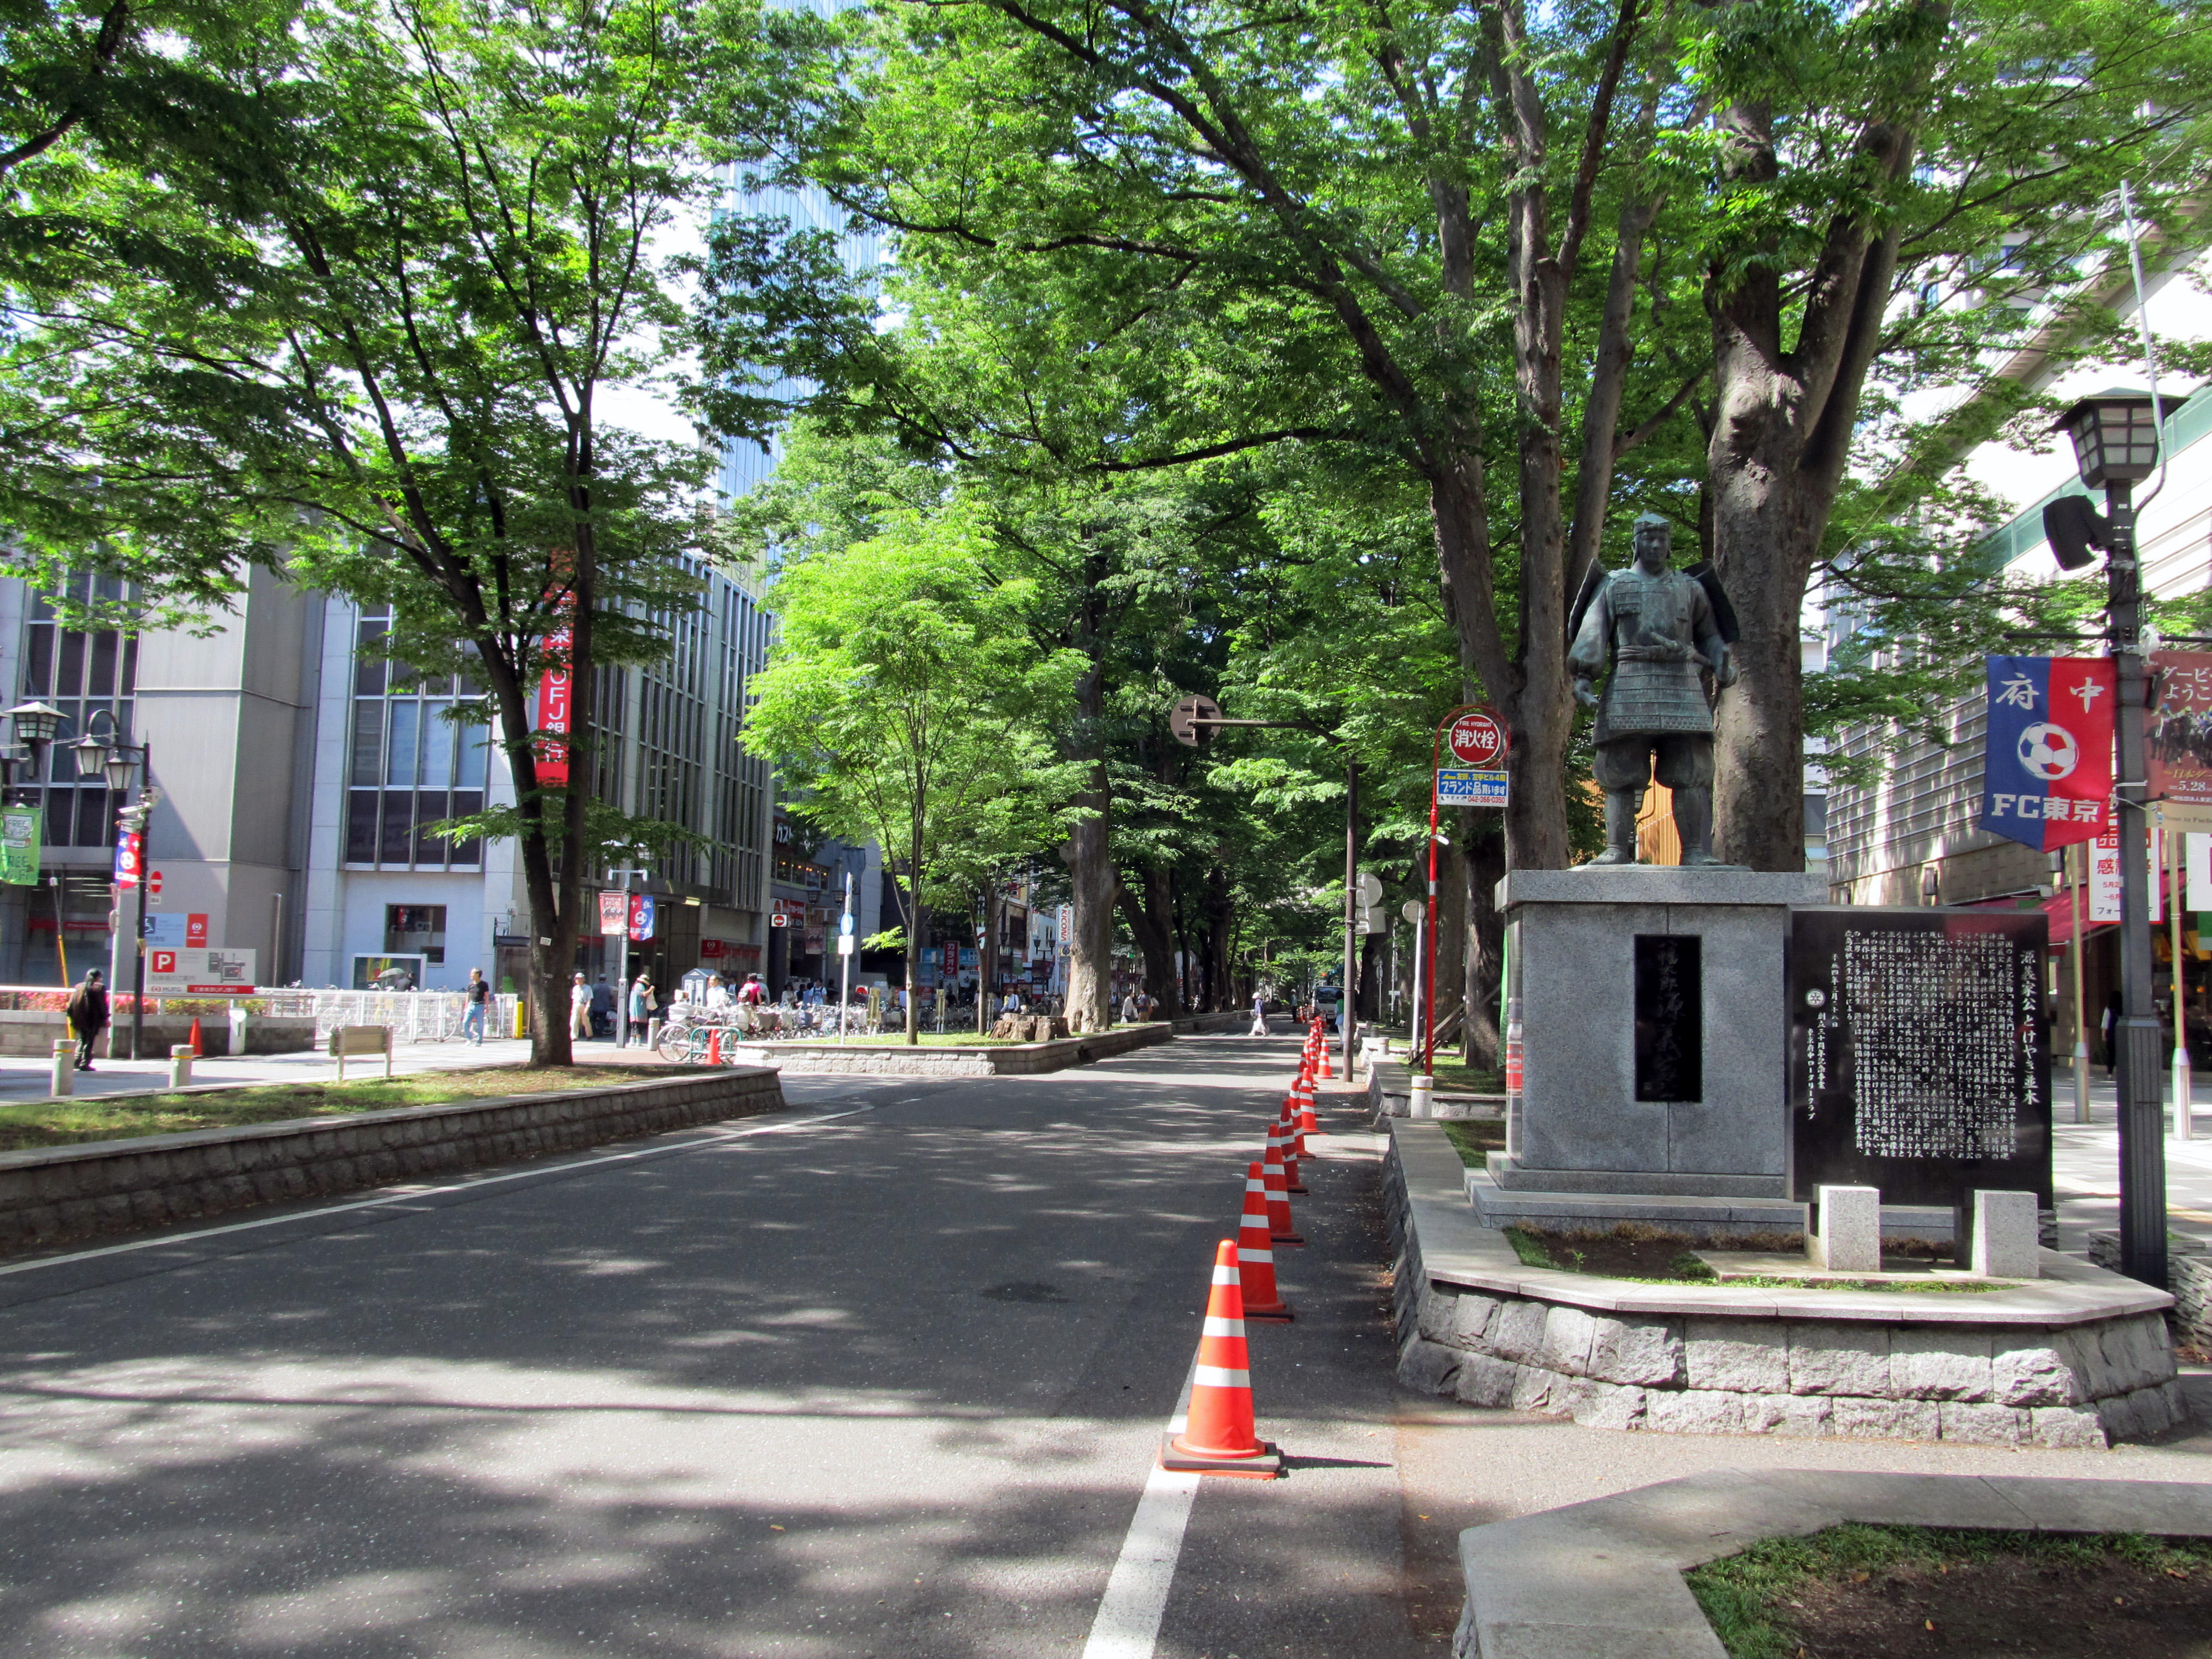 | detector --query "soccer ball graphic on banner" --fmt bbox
[2017,722,2080,782]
